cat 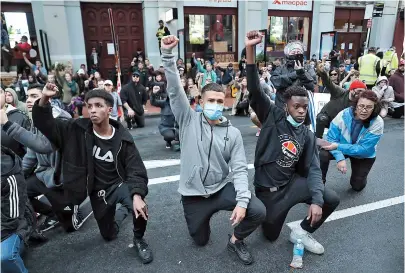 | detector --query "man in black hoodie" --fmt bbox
[120,71,148,130]
[245,31,340,255]
[33,87,153,264]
